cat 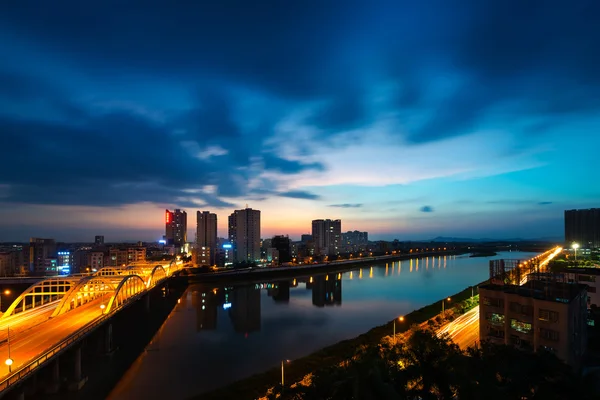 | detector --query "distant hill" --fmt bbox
[429,236,562,243]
